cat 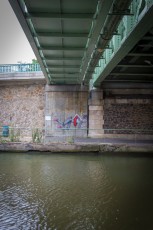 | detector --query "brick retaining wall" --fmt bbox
[103,97,153,134]
[0,84,45,140]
